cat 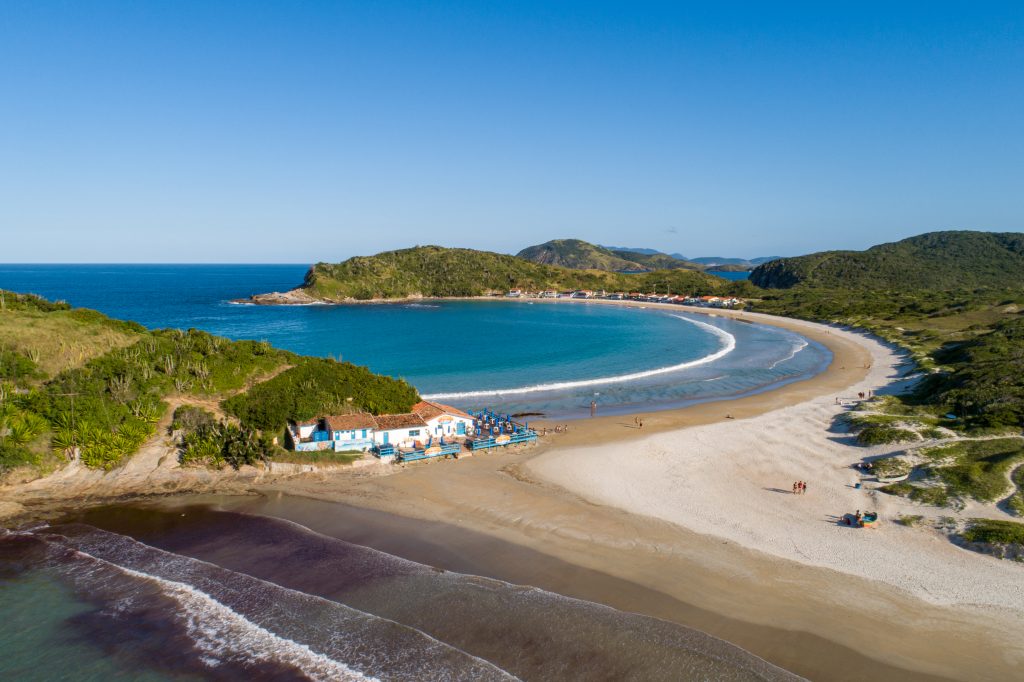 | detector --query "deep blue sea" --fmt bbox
[0,264,825,417]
